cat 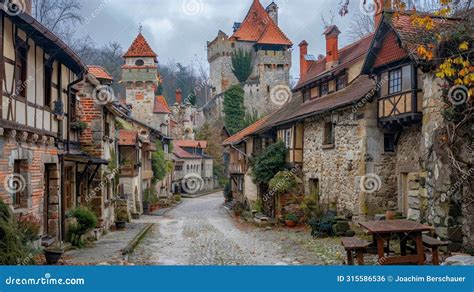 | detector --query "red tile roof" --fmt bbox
[174,140,208,149]
[296,33,374,89]
[231,0,292,46]
[123,33,157,58]
[87,65,113,81]
[118,130,138,146]
[154,95,171,114]
[222,115,272,146]
[373,30,409,68]
[173,145,201,159]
